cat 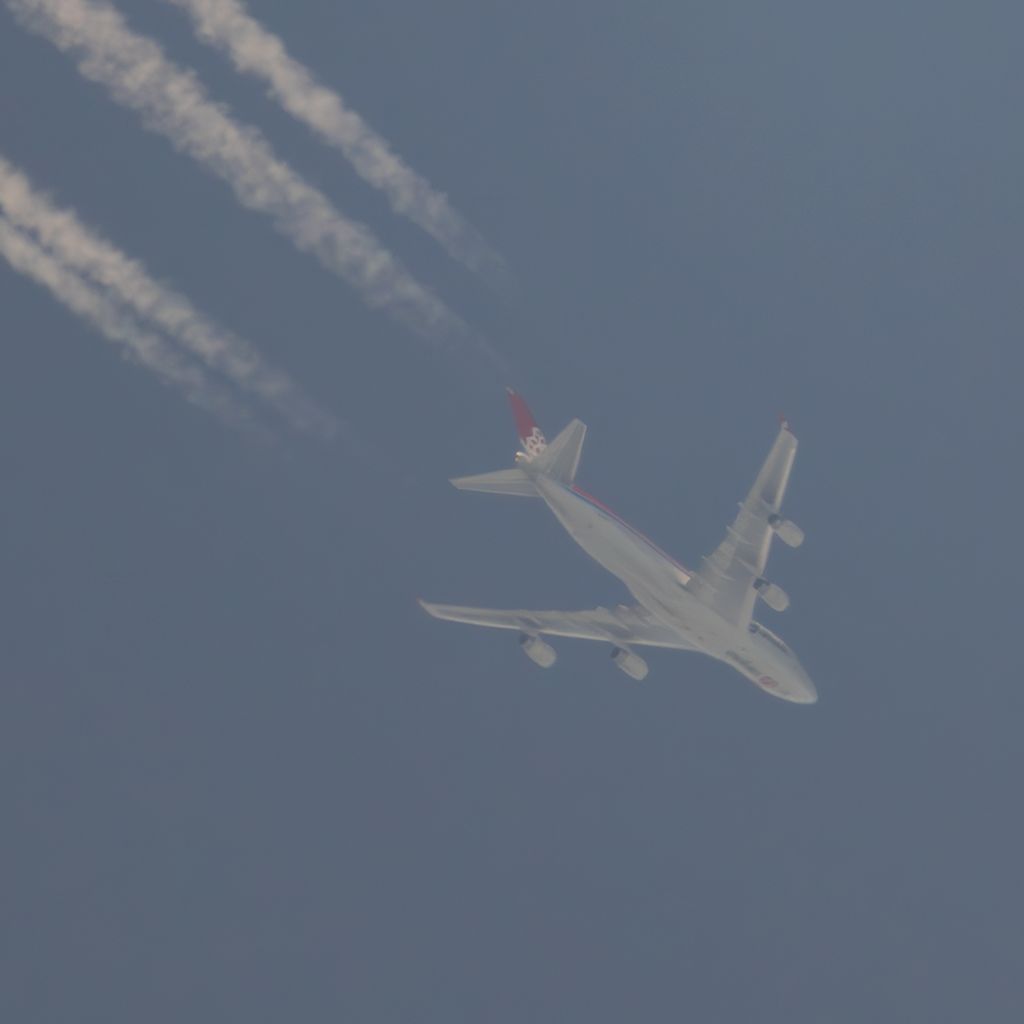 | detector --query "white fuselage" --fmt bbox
[532,475,817,703]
